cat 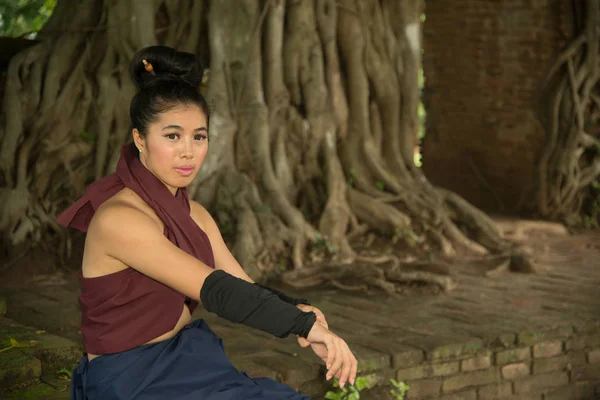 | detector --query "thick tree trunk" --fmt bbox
[0,0,529,292]
[537,0,600,222]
